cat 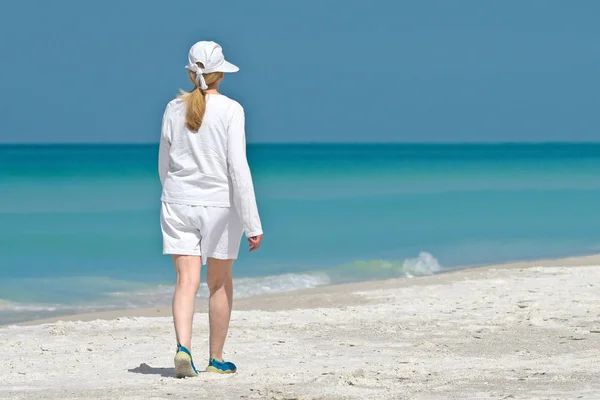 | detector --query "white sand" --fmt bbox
[2,256,600,399]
